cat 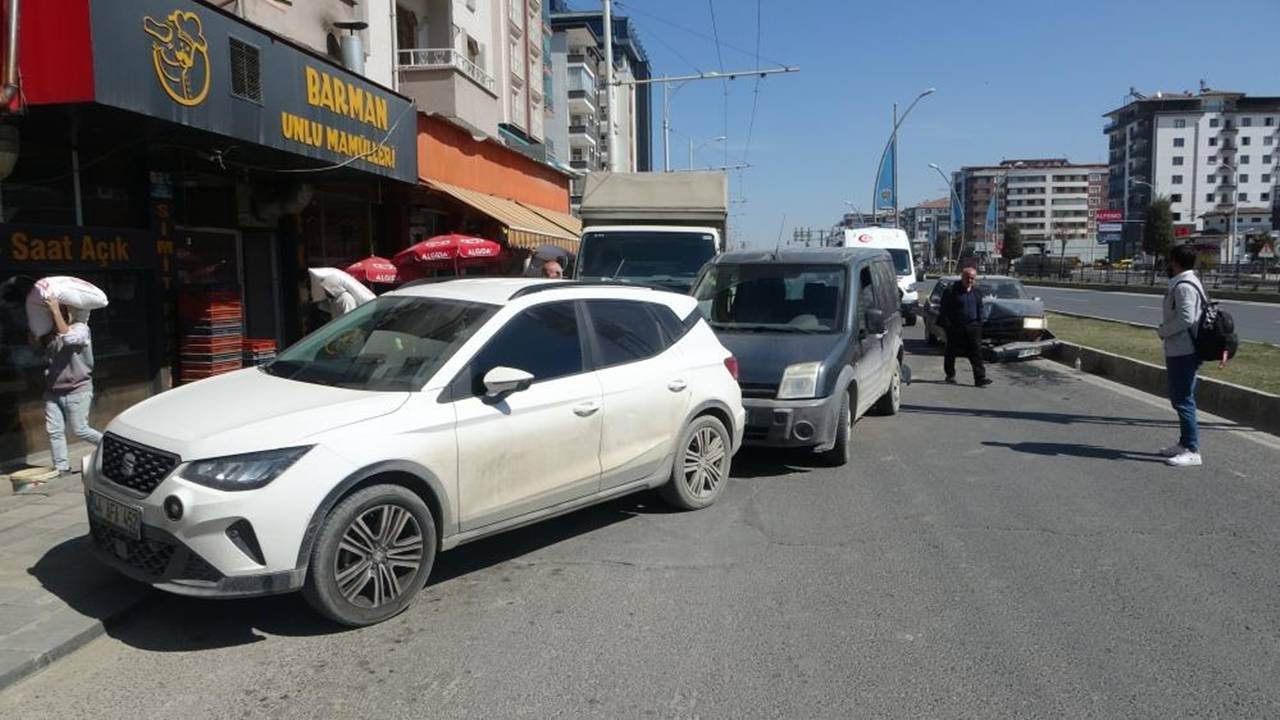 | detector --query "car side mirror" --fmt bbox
[866,308,886,335]
[483,366,534,398]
